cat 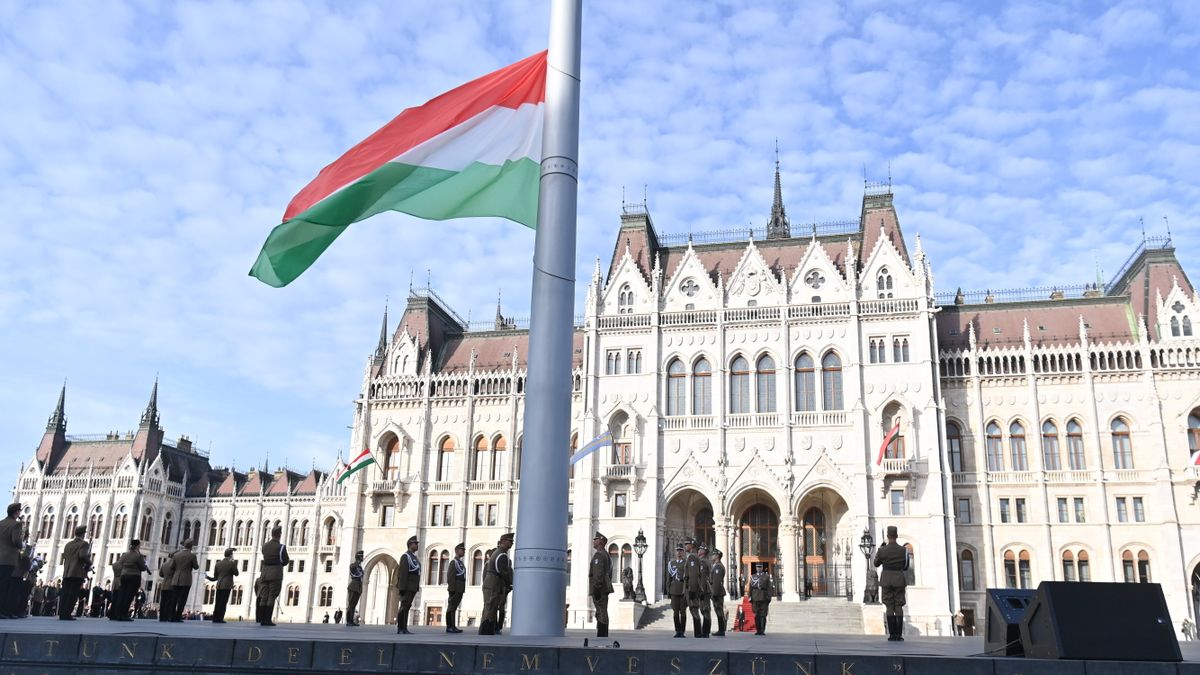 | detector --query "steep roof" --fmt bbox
[937,296,1135,349]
